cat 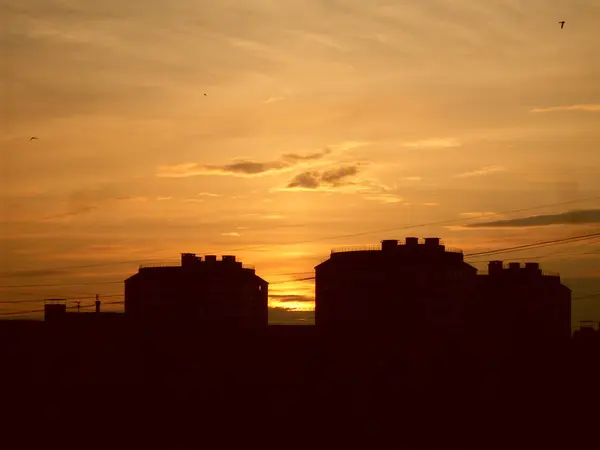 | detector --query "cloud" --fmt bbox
[269,294,315,312]
[362,194,403,204]
[269,294,314,302]
[43,186,121,220]
[281,148,332,162]
[530,104,600,113]
[466,209,600,228]
[454,165,505,178]
[268,308,315,324]
[402,138,461,149]
[156,196,172,201]
[0,269,66,278]
[197,192,221,197]
[156,148,333,178]
[422,202,440,206]
[403,176,422,181]
[240,213,285,219]
[460,212,497,218]
[221,232,241,236]
[286,164,362,190]
[116,196,150,202]
[264,96,285,104]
